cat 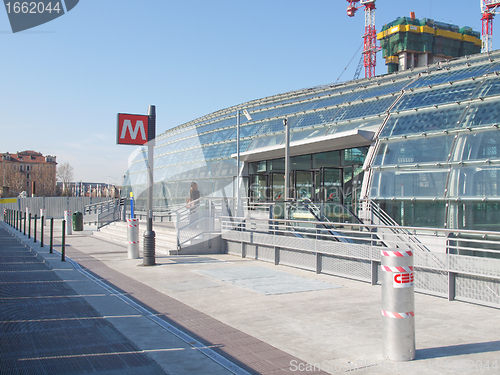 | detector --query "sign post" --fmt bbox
[117,106,156,266]
[143,105,156,266]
